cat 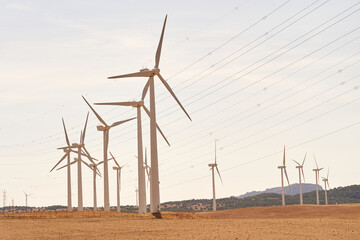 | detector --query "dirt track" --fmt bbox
[1,204,359,239]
